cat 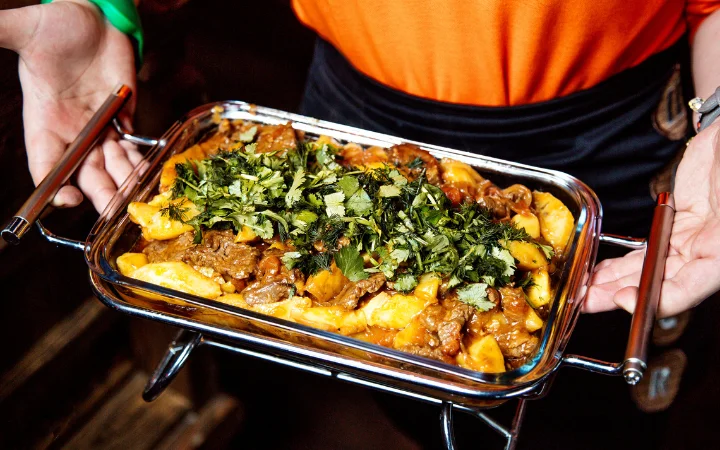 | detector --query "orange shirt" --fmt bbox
[292,0,720,106]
